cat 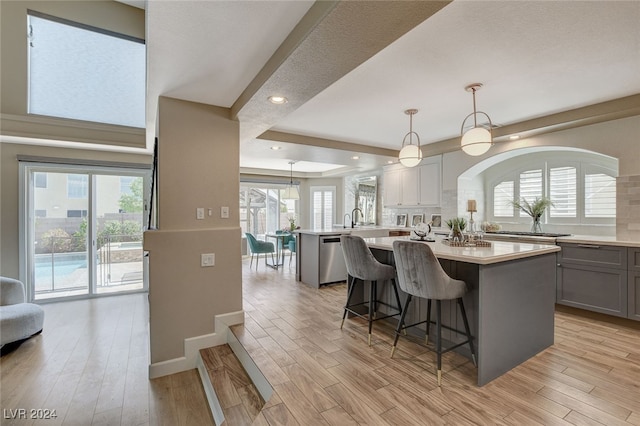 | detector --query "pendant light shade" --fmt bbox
[460,84,493,156]
[282,161,299,200]
[399,109,422,167]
